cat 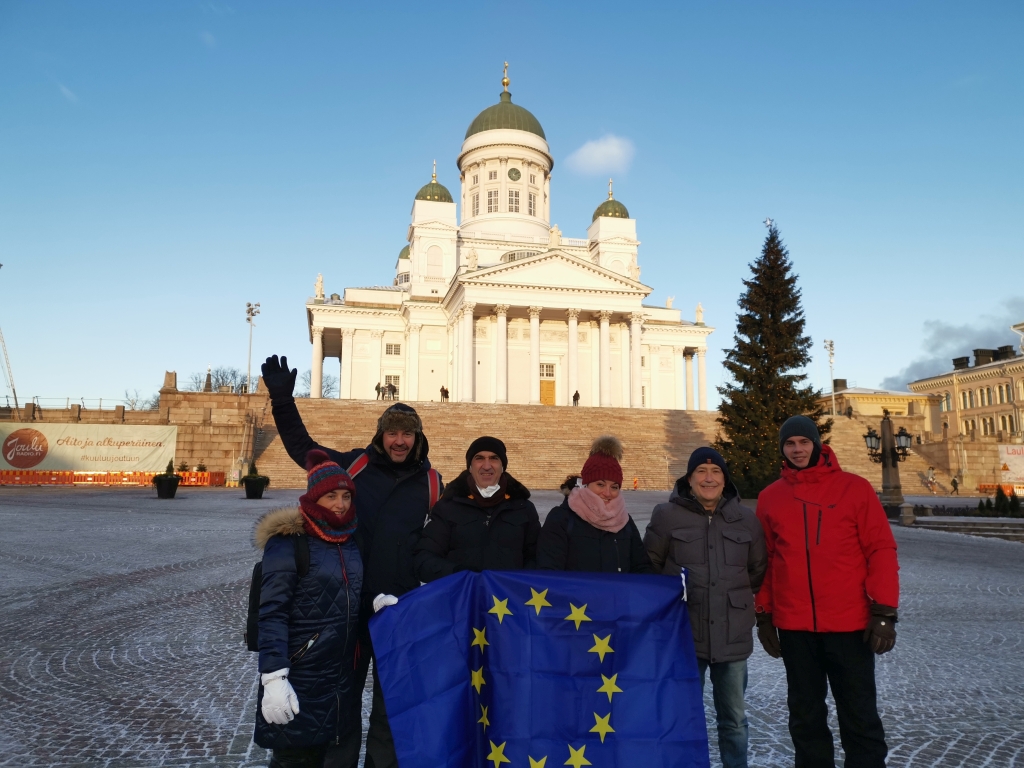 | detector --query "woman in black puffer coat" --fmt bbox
[536,436,653,574]
[253,450,363,768]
